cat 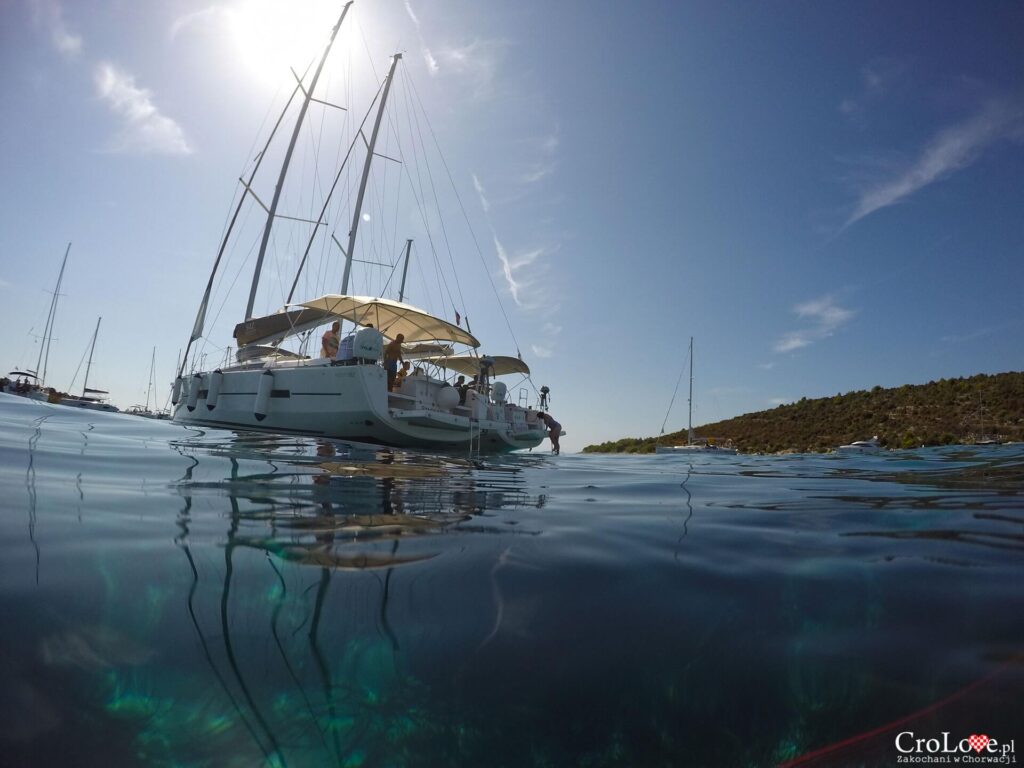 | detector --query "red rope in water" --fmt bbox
[777,651,1023,767]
